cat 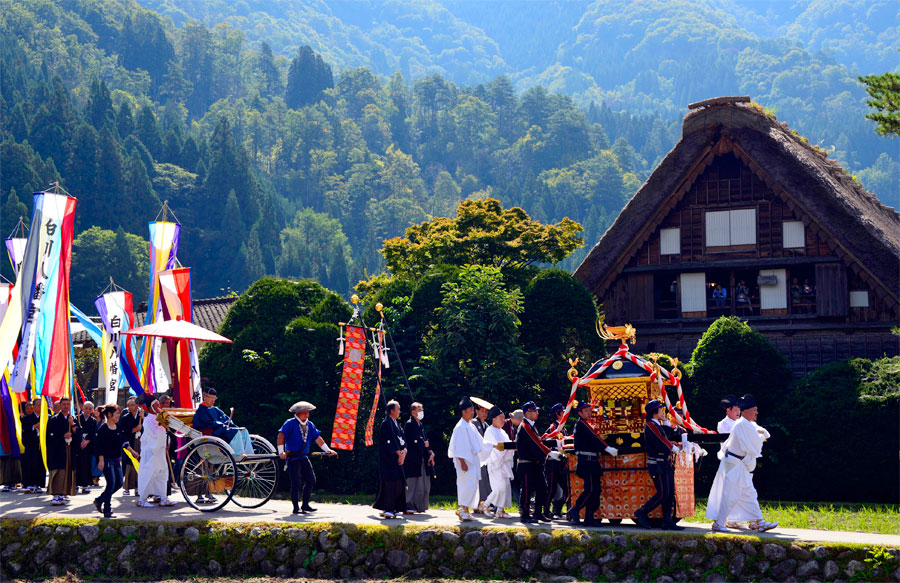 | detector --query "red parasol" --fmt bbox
[121,315,232,343]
